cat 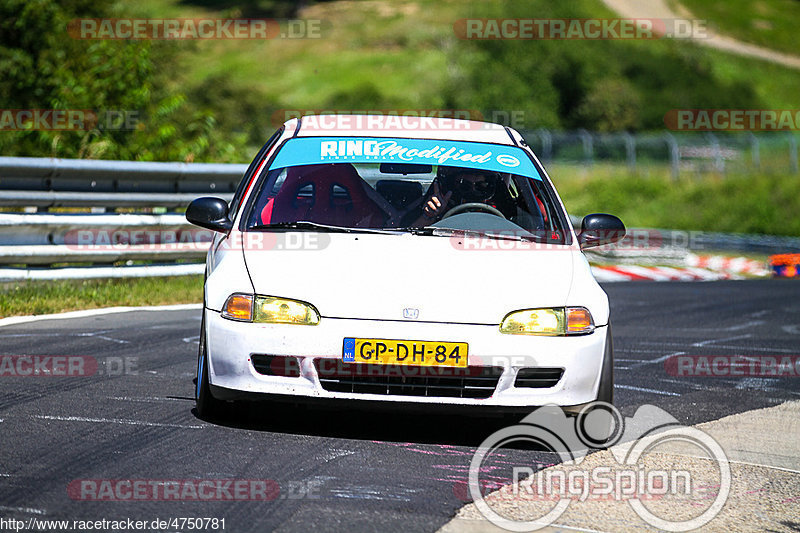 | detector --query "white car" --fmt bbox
[187,115,625,421]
